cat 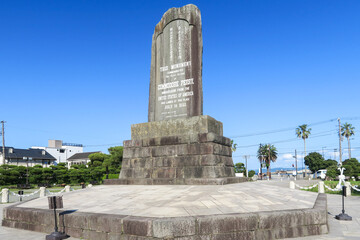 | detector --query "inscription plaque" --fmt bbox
[148,4,203,122]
